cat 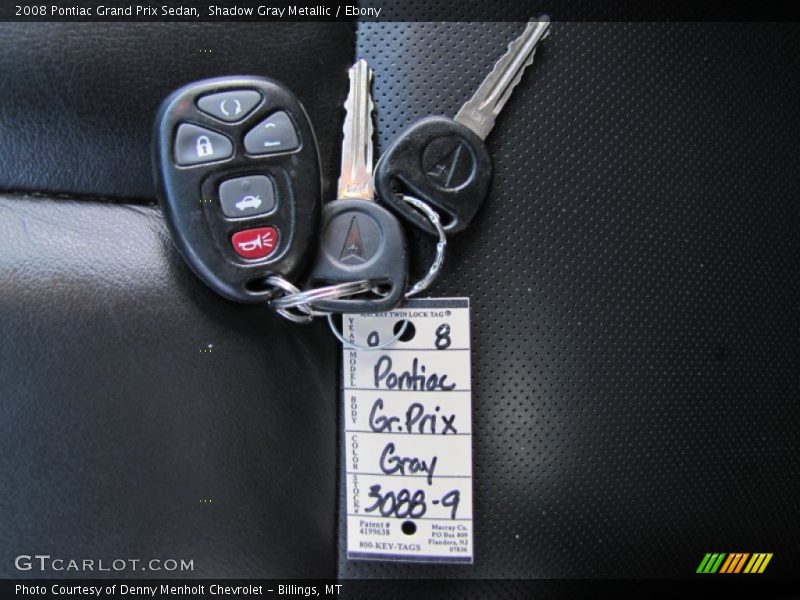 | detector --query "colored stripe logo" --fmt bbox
[696,552,773,574]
